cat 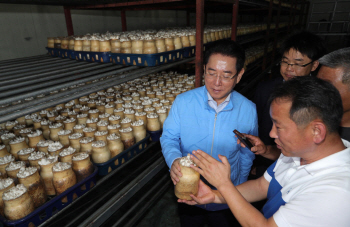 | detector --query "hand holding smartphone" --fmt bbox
[233,129,253,150]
